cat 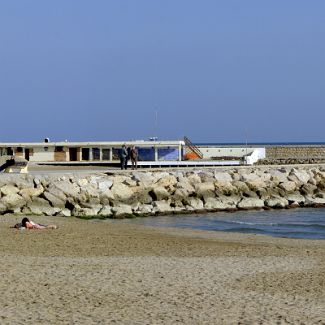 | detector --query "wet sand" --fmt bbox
[0,215,324,324]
